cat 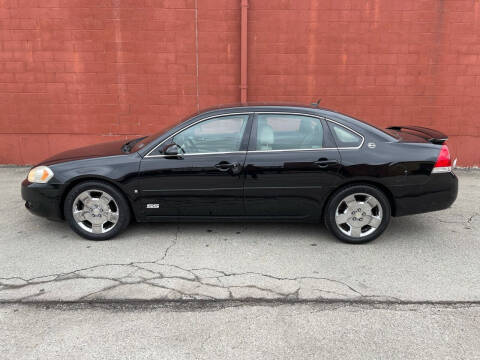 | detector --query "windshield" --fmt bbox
[129,110,200,153]
[129,125,175,152]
